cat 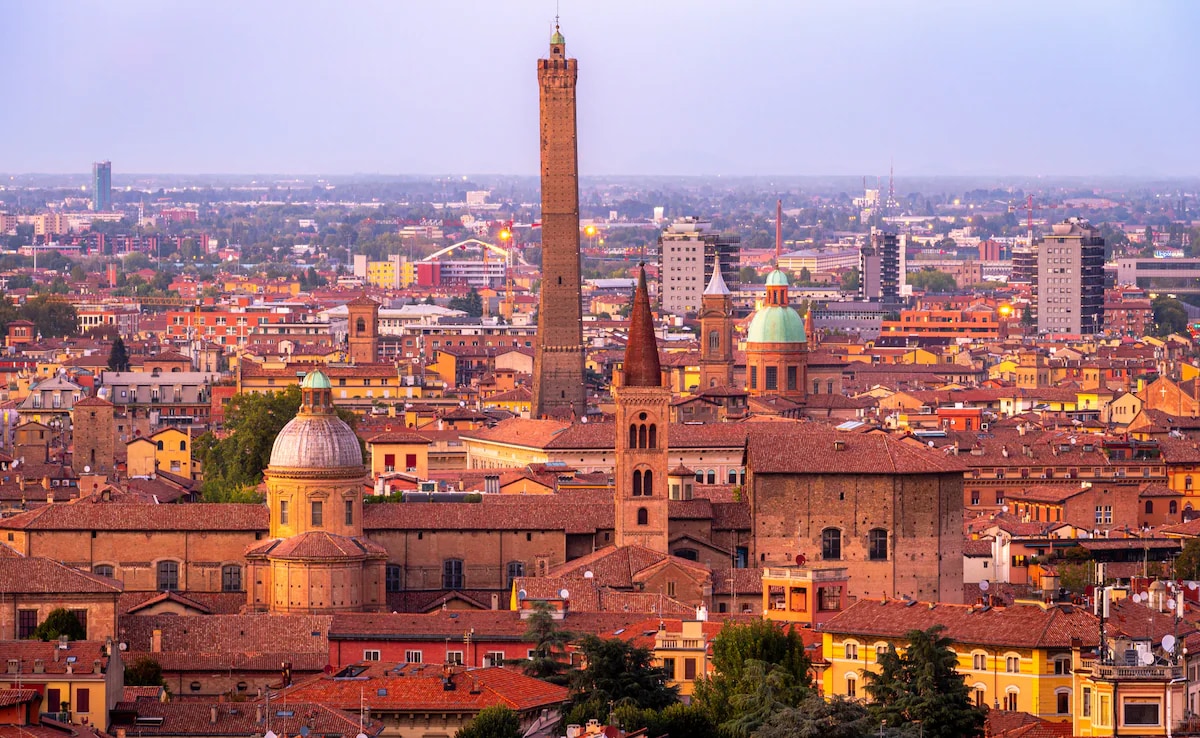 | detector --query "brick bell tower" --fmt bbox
[614,265,670,552]
[698,255,735,389]
[345,293,379,365]
[532,23,587,420]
